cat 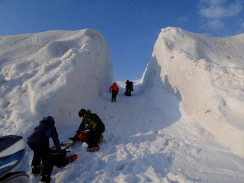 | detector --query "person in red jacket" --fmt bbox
[109,82,119,102]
